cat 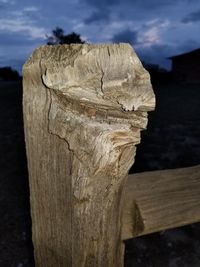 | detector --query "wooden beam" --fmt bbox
[23,44,155,267]
[122,165,200,240]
